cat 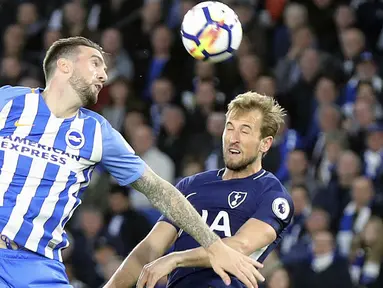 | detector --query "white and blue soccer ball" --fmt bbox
[181,1,243,63]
